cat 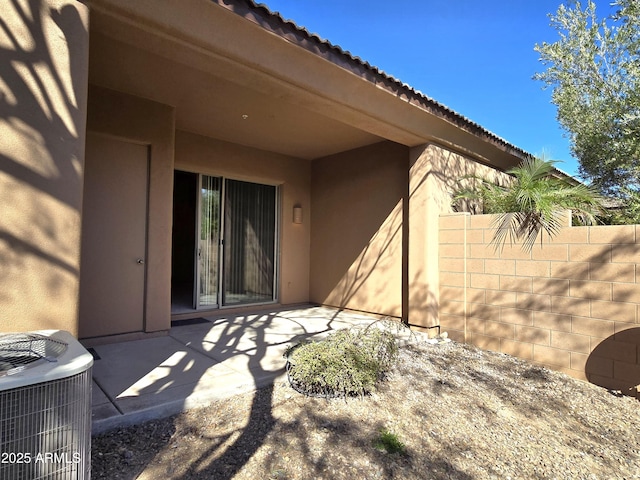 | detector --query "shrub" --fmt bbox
[285,320,400,398]
[373,428,406,454]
